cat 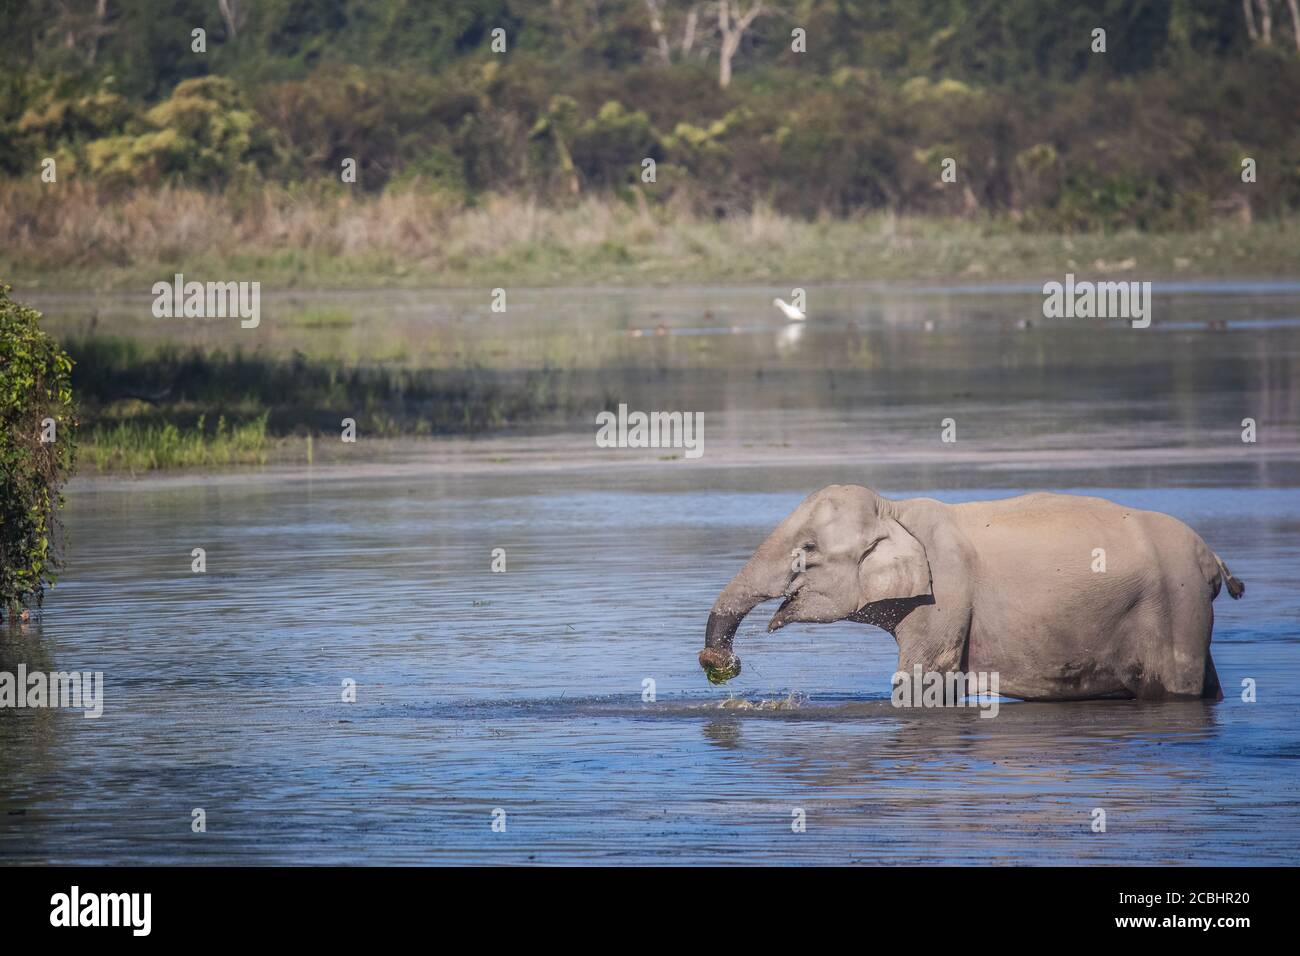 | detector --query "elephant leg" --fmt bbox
[892,602,973,707]
[1168,598,1216,698]
[1202,652,1223,701]
[893,654,970,706]
[1125,597,1215,699]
